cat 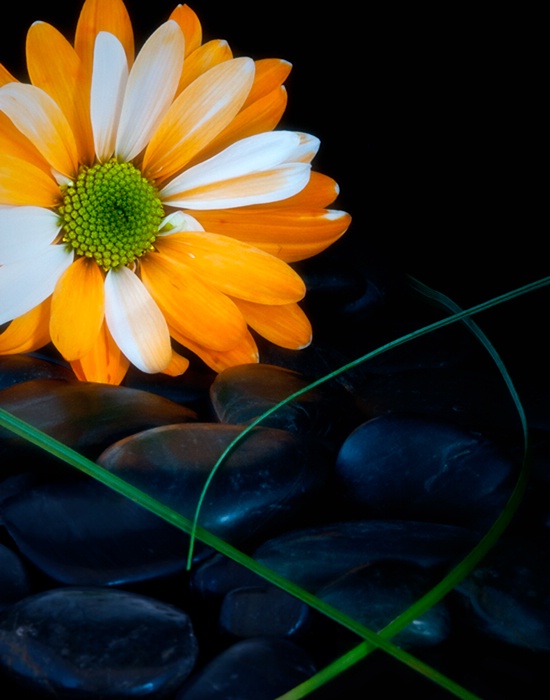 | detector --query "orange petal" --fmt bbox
[0,83,79,179]
[0,113,53,172]
[74,0,134,71]
[175,39,233,95]
[0,64,17,87]
[0,297,51,354]
[169,4,203,56]
[156,232,306,304]
[140,251,247,352]
[185,86,287,167]
[143,57,254,182]
[50,257,105,361]
[262,171,342,208]
[190,207,351,262]
[26,22,94,165]
[70,320,129,385]
[242,58,292,109]
[0,154,60,206]
[162,349,190,377]
[233,298,312,349]
[173,328,259,373]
